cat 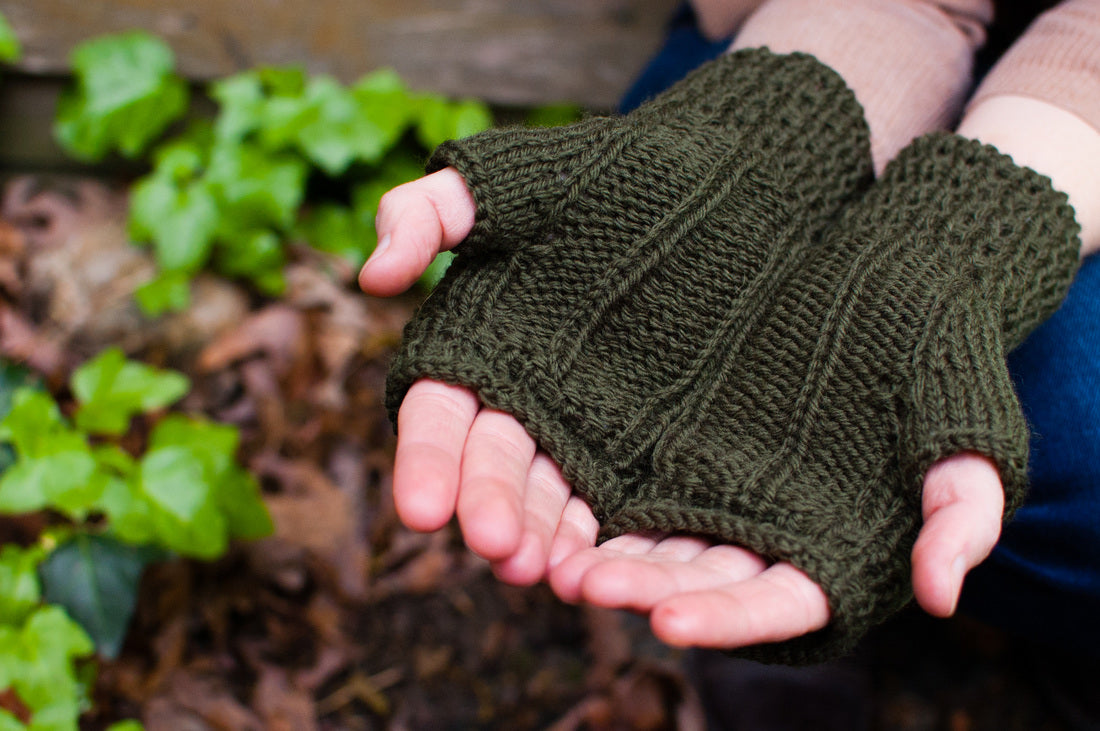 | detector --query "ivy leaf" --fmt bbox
[0,390,99,518]
[526,102,583,128]
[211,66,309,145]
[205,140,307,231]
[420,251,455,290]
[106,722,145,731]
[95,475,155,547]
[129,174,220,273]
[0,451,98,516]
[0,361,39,474]
[0,12,21,64]
[0,389,66,458]
[209,72,266,143]
[295,204,373,265]
[6,606,93,723]
[54,32,189,161]
[71,348,190,436]
[138,445,227,558]
[351,68,415,154]
[134,269,193,316]
[414,95,492,151]
[39,534,163,659]
[0,544,43,626]
[214,467,273,540]
[147,416,272,542]
[296,76,382,174]
[215,228,285,288]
